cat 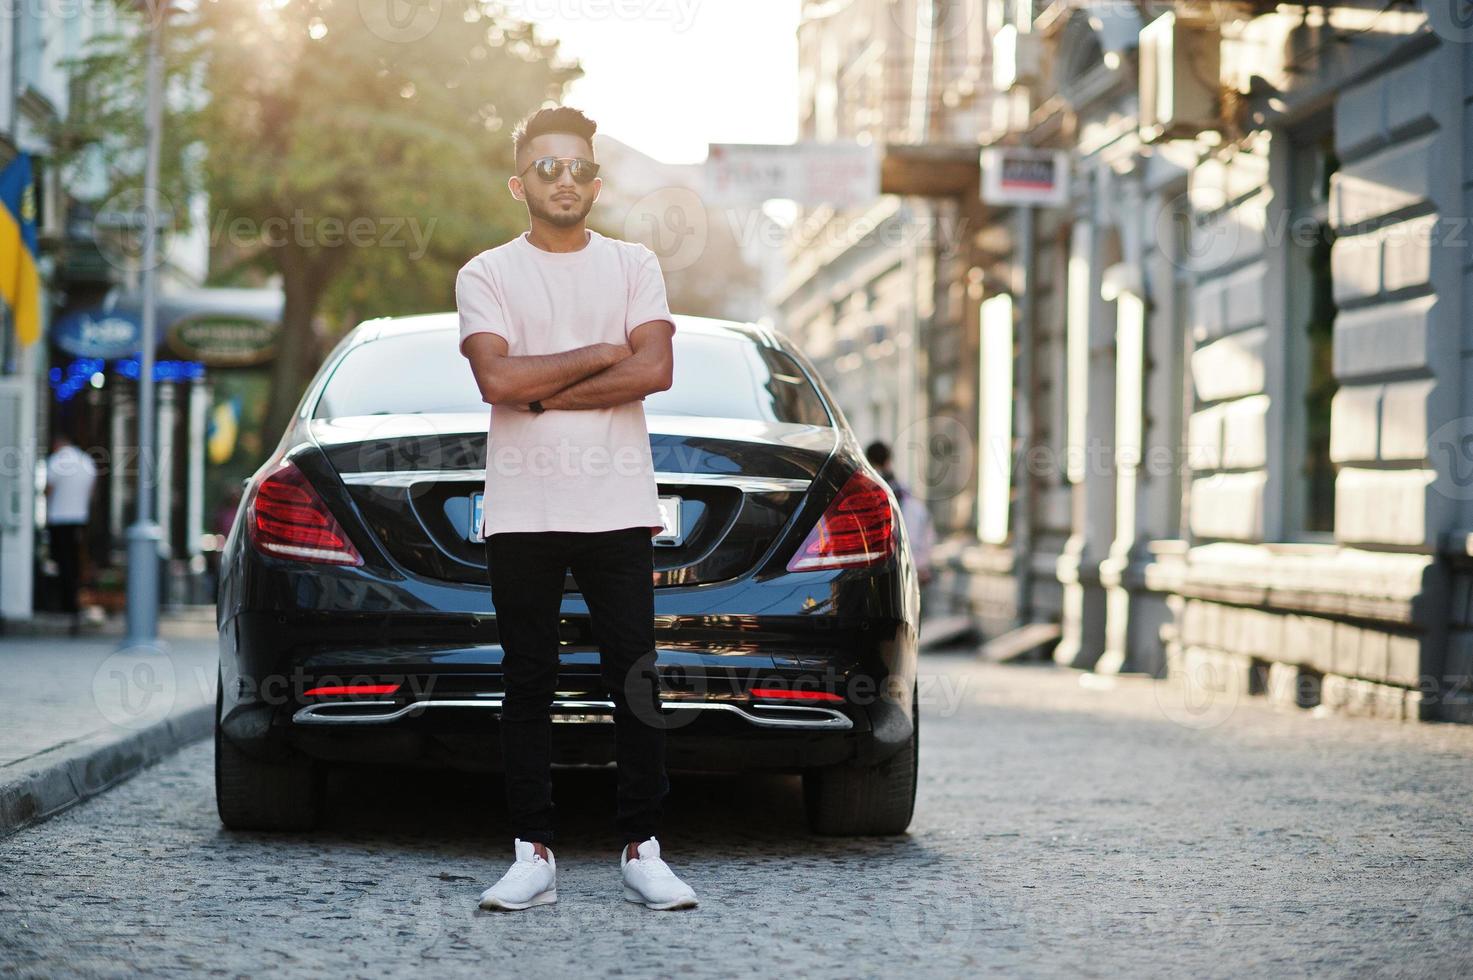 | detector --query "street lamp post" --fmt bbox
[121,1,169,653]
